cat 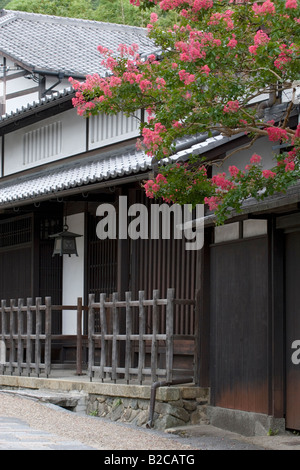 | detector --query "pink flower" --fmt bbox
[252,0,276,15]
[152,183,160,192]
[254,30,270,46]
[286,0,297,8]
[204,196,222,211]
[156,77,166,89]
[266,127,288,141]
[150,12,158,23]
[227,34,237,49]
[201,65,210,75]
[178,69,196,85]
[262,169,276,178]
[193,0,214,10]
[250,154,262,164]
[223,100,239,113]
[229,165,239,177]
[249,45,258,55]
[285,161,295,171]
[139,79,152,93]
[212,172,234,190]
[156,173,168,184]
